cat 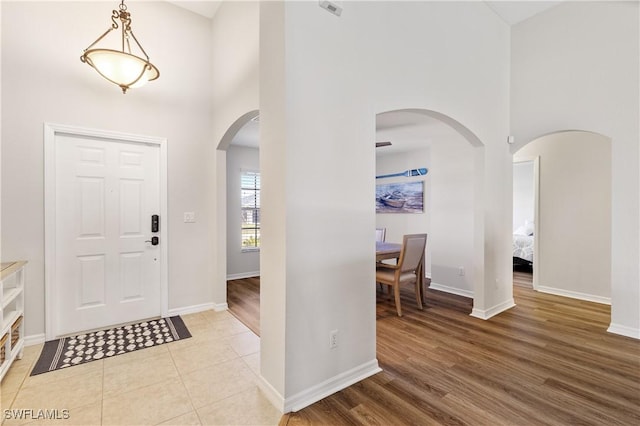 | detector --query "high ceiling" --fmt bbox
[166,1,222,18]
[197,0,564,151]
[168,1,562,25]
[484,1,563,25]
